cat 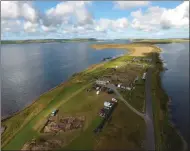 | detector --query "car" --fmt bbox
[107,89,114,94]
[112,98,117,102]
[93,128,100,133]
[50,109,58,116]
